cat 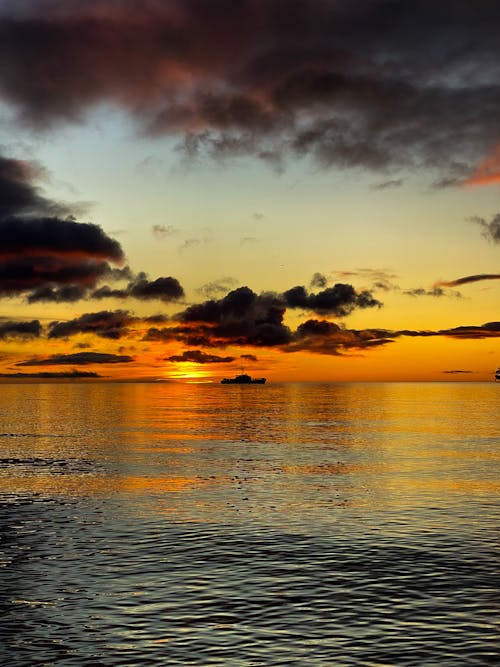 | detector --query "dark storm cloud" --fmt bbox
[17,352,134,366]
[179,286,292,347]
[283,284,382,316]
[0,319,41,339]
[436,274,500,288]
[0,154,126,297]
[0,216,123,261]
[48,310,134,340]
[166,350,234,364]
[0,1,498,178]
[0,155,73,218]
[470,213,500,244]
